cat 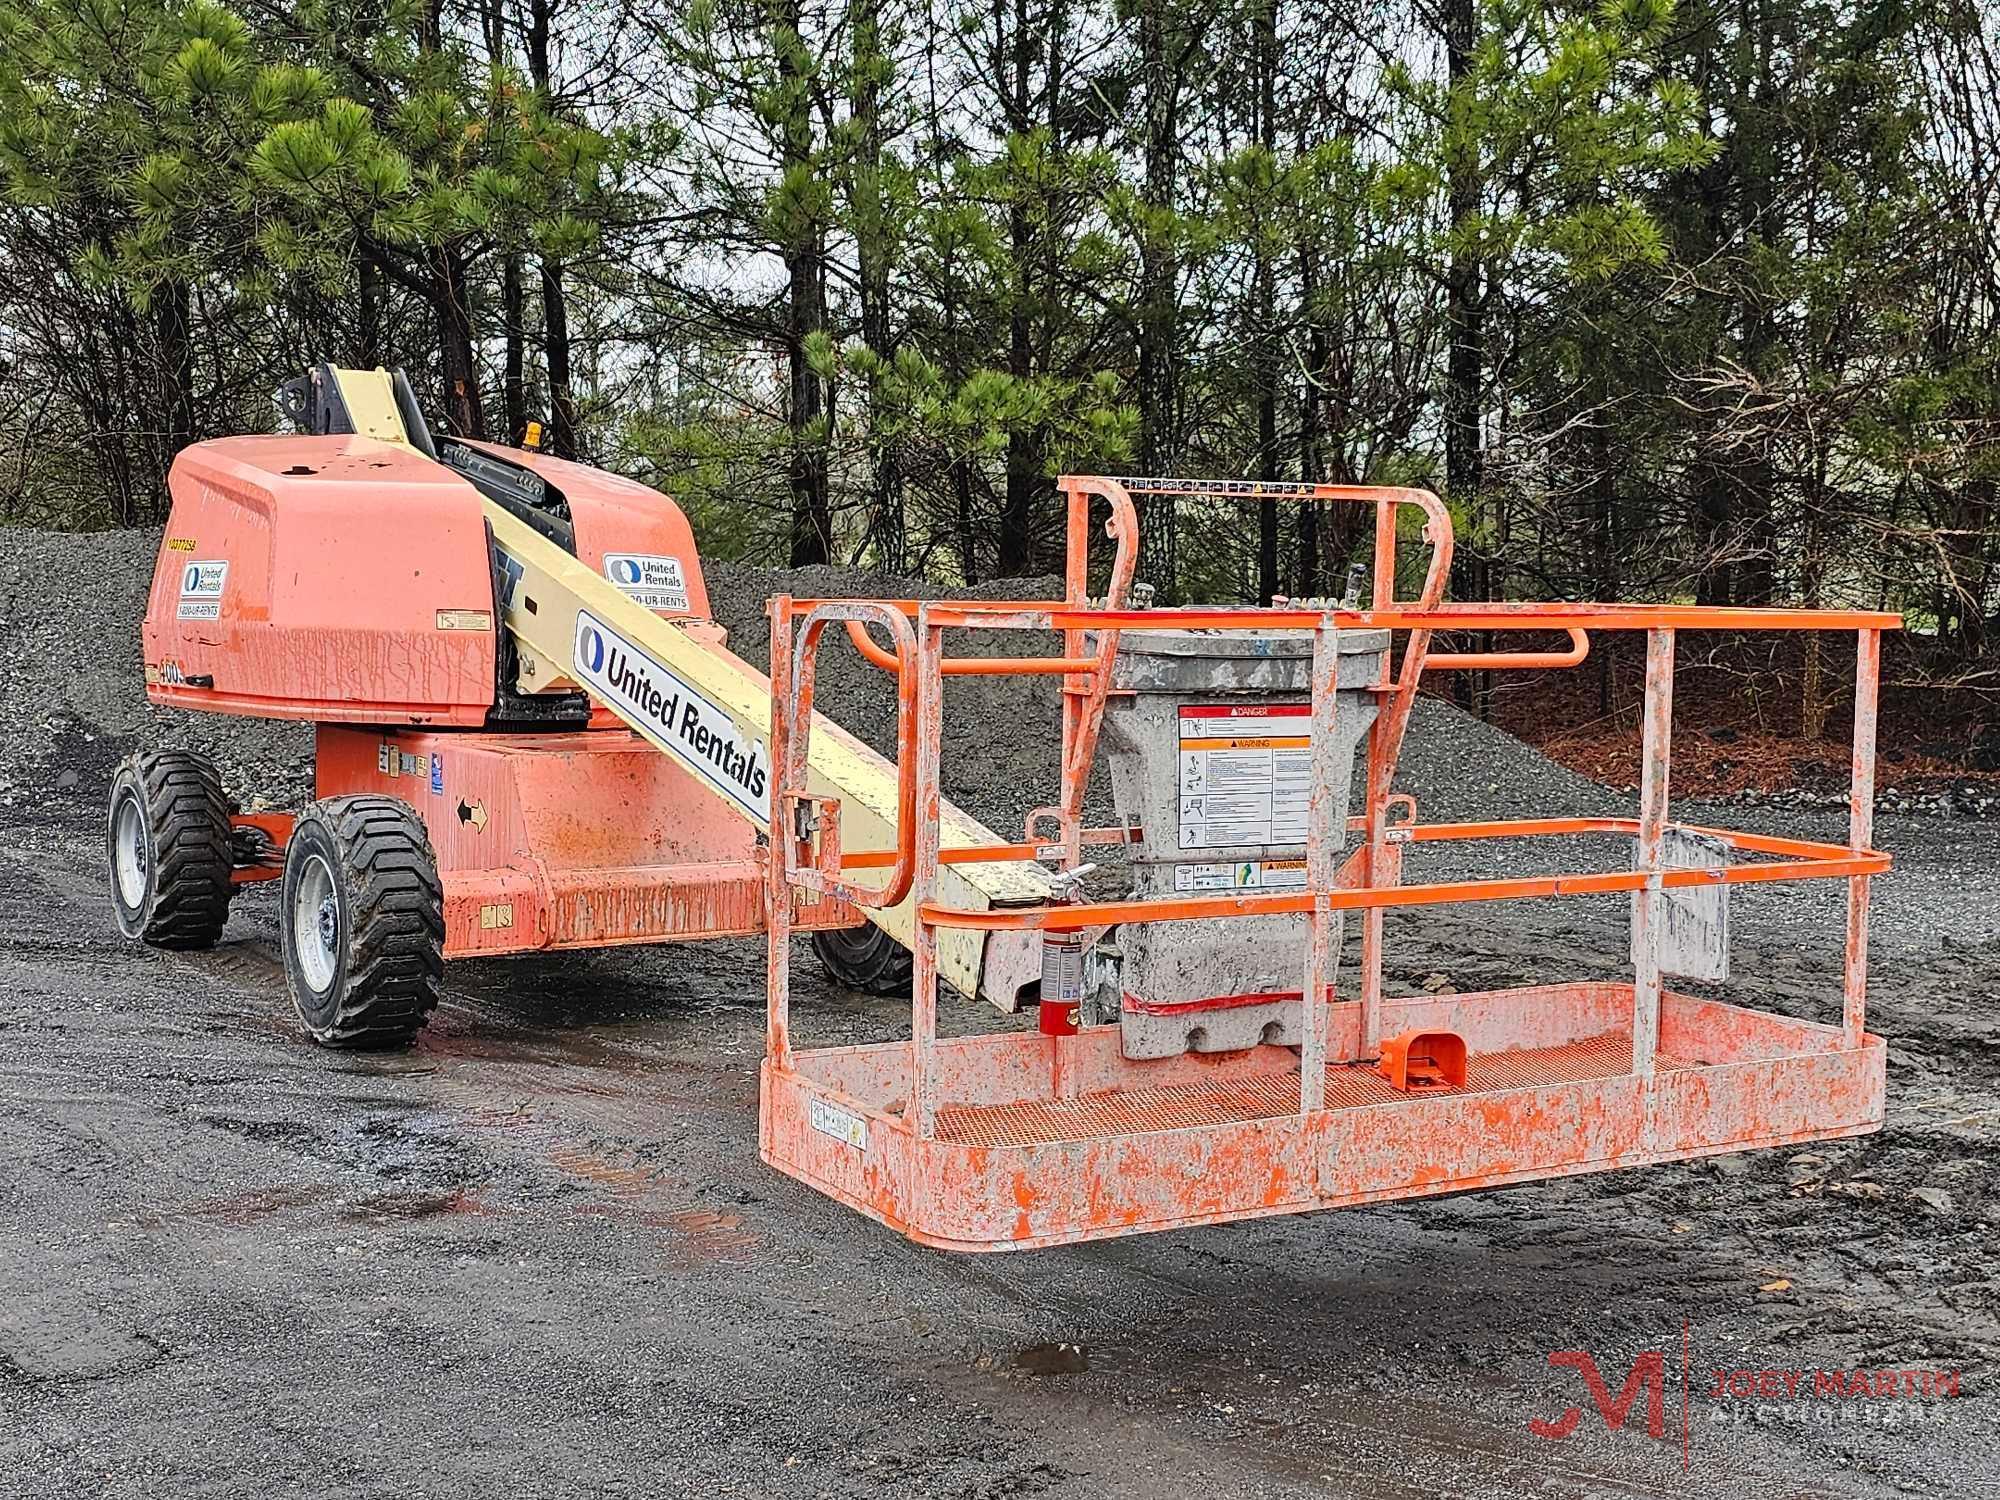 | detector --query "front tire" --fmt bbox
[281,796,444,1050]
[810,922,914,997]
[107,752,233,949]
